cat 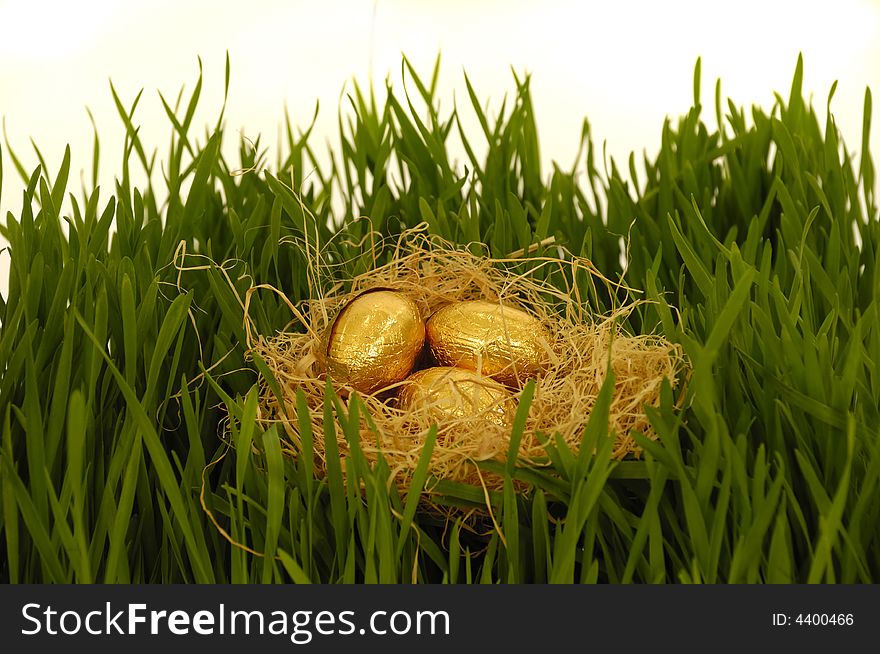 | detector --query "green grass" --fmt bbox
[1,54,878,583]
